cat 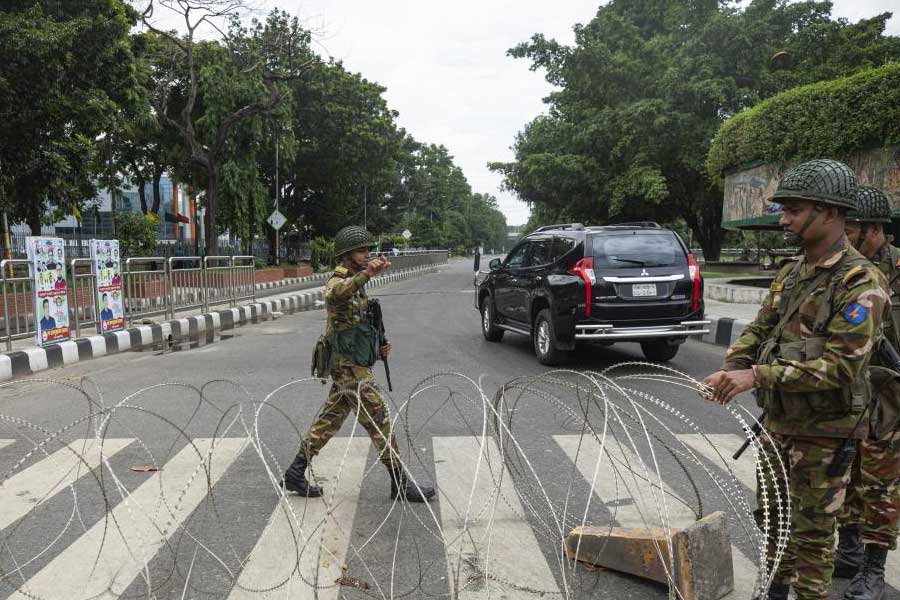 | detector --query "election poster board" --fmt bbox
[26,237,71,347]
[90,240,125,333]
